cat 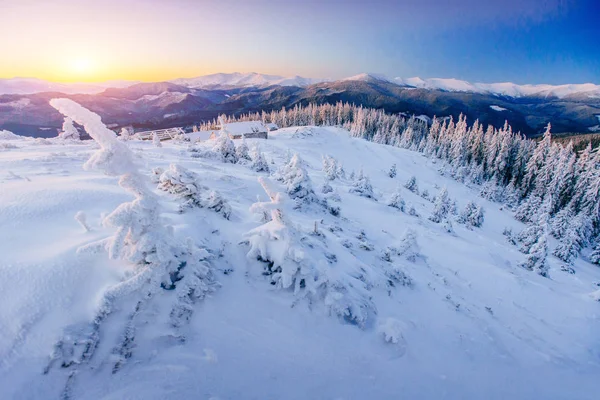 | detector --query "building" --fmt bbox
[210,121,269,140]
